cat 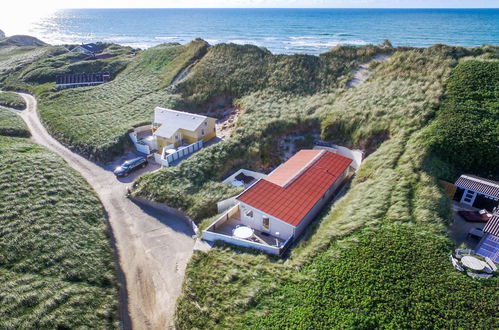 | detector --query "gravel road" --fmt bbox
[10,93,195,330]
